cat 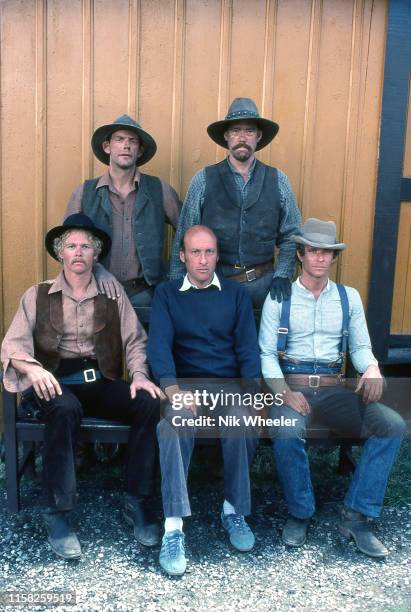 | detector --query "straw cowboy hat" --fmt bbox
[207,97,279,151]
[91,114,157,166]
